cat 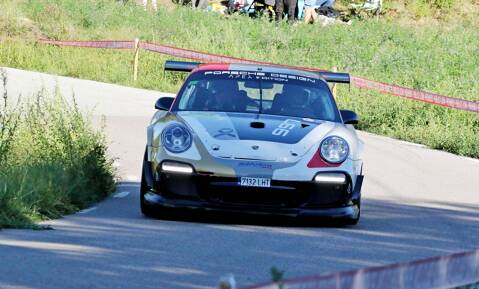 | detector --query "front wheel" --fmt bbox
[140,162,156,218]
[140,147,162,218]
[140,148,176,219]
[343,202,361,226]
[343,210,360,226]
